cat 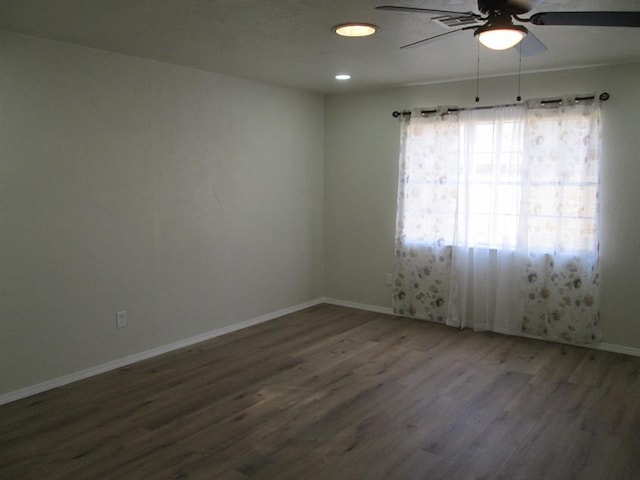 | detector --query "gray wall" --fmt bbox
[0,32,324,395]
[324,63,640,350]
